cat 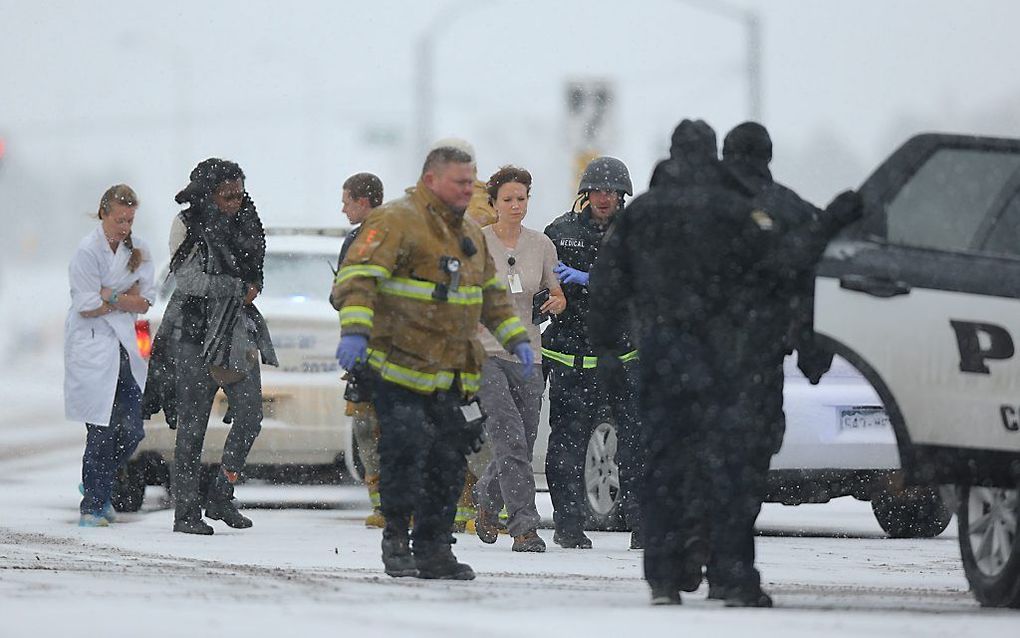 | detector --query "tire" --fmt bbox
[583,420,626,531]
[958,485,1020,608]
[111,460,146,512]
[871,485,952,538]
